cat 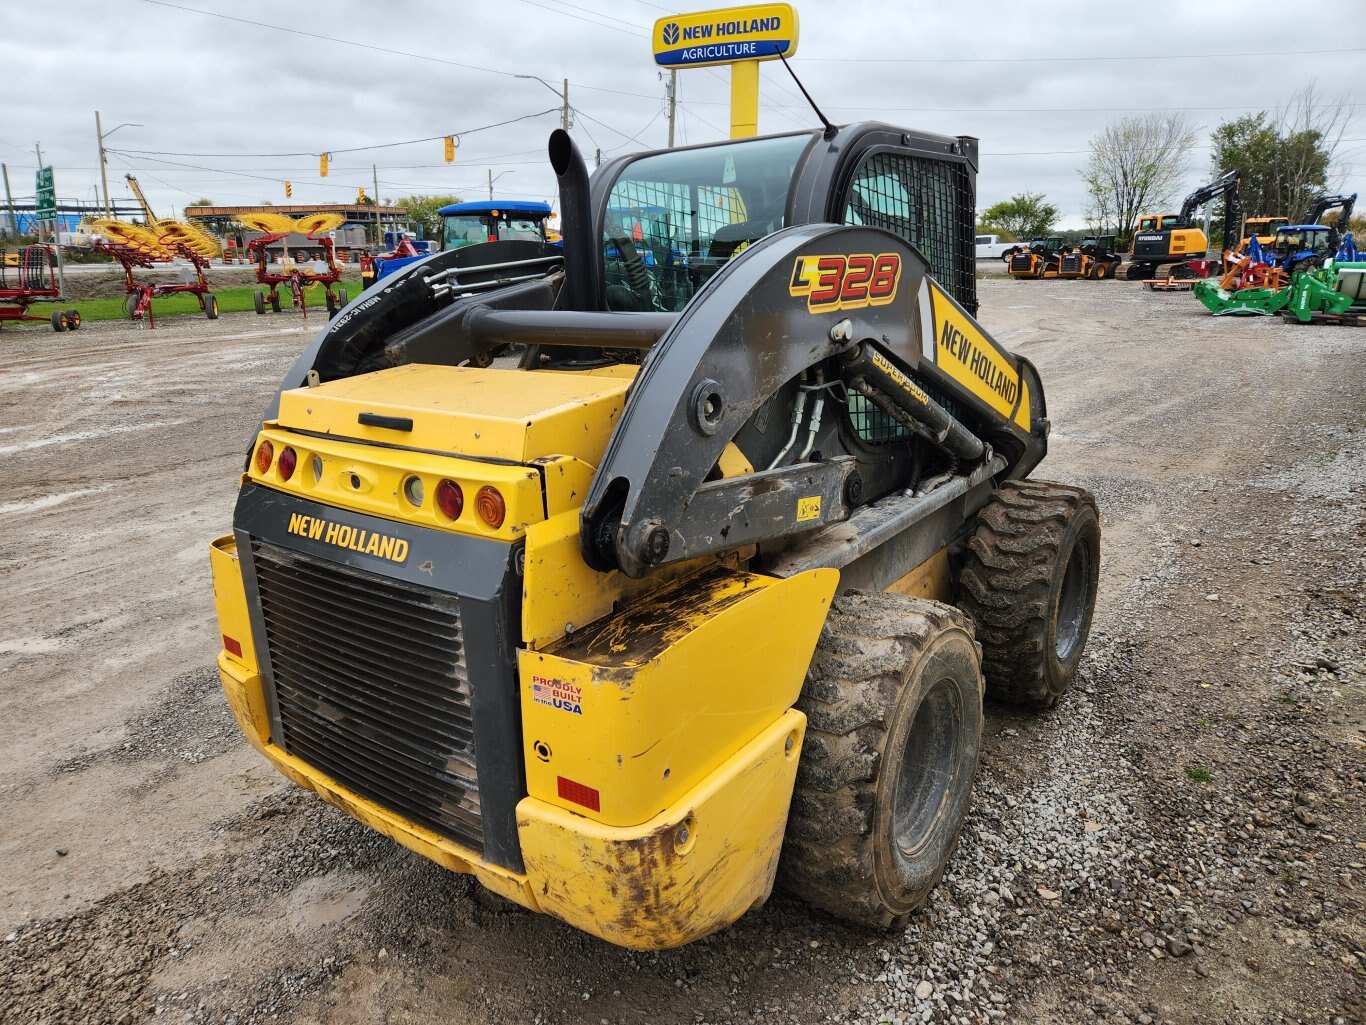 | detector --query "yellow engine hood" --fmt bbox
[276,364,634,465]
